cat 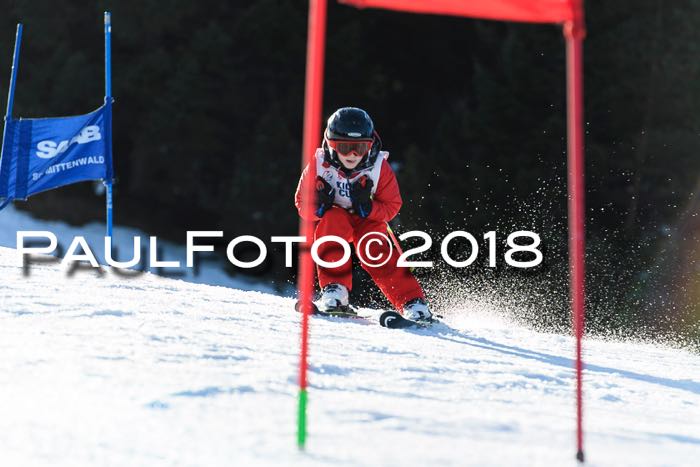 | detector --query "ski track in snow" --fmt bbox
[0,245,699,466]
